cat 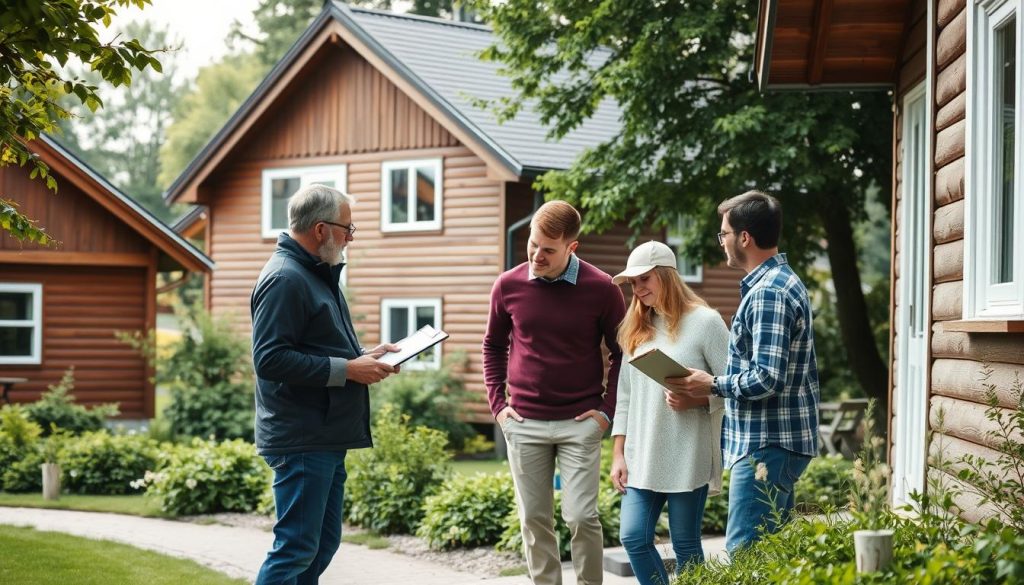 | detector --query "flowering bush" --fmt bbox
[135,437,269,516]
[61,431,158,495]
